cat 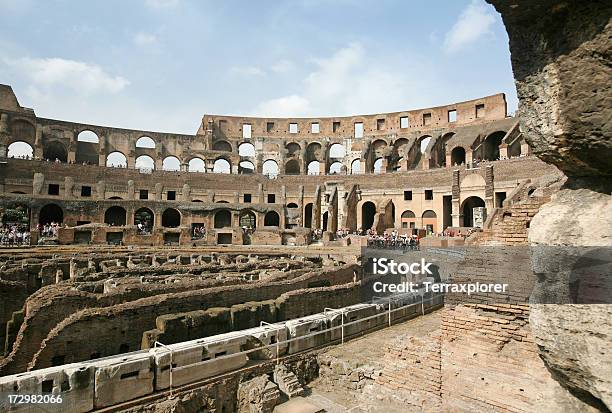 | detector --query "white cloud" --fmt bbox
[252,42,419,117]
[254,95,311,117]
[230,66,264,76]
[133,32,157,46]
[270,59,294,74]
[443,0,496,53]
[145,0,179,9]
[2,57,129,95]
